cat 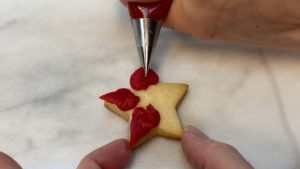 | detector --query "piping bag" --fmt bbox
[128,0,173,75]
